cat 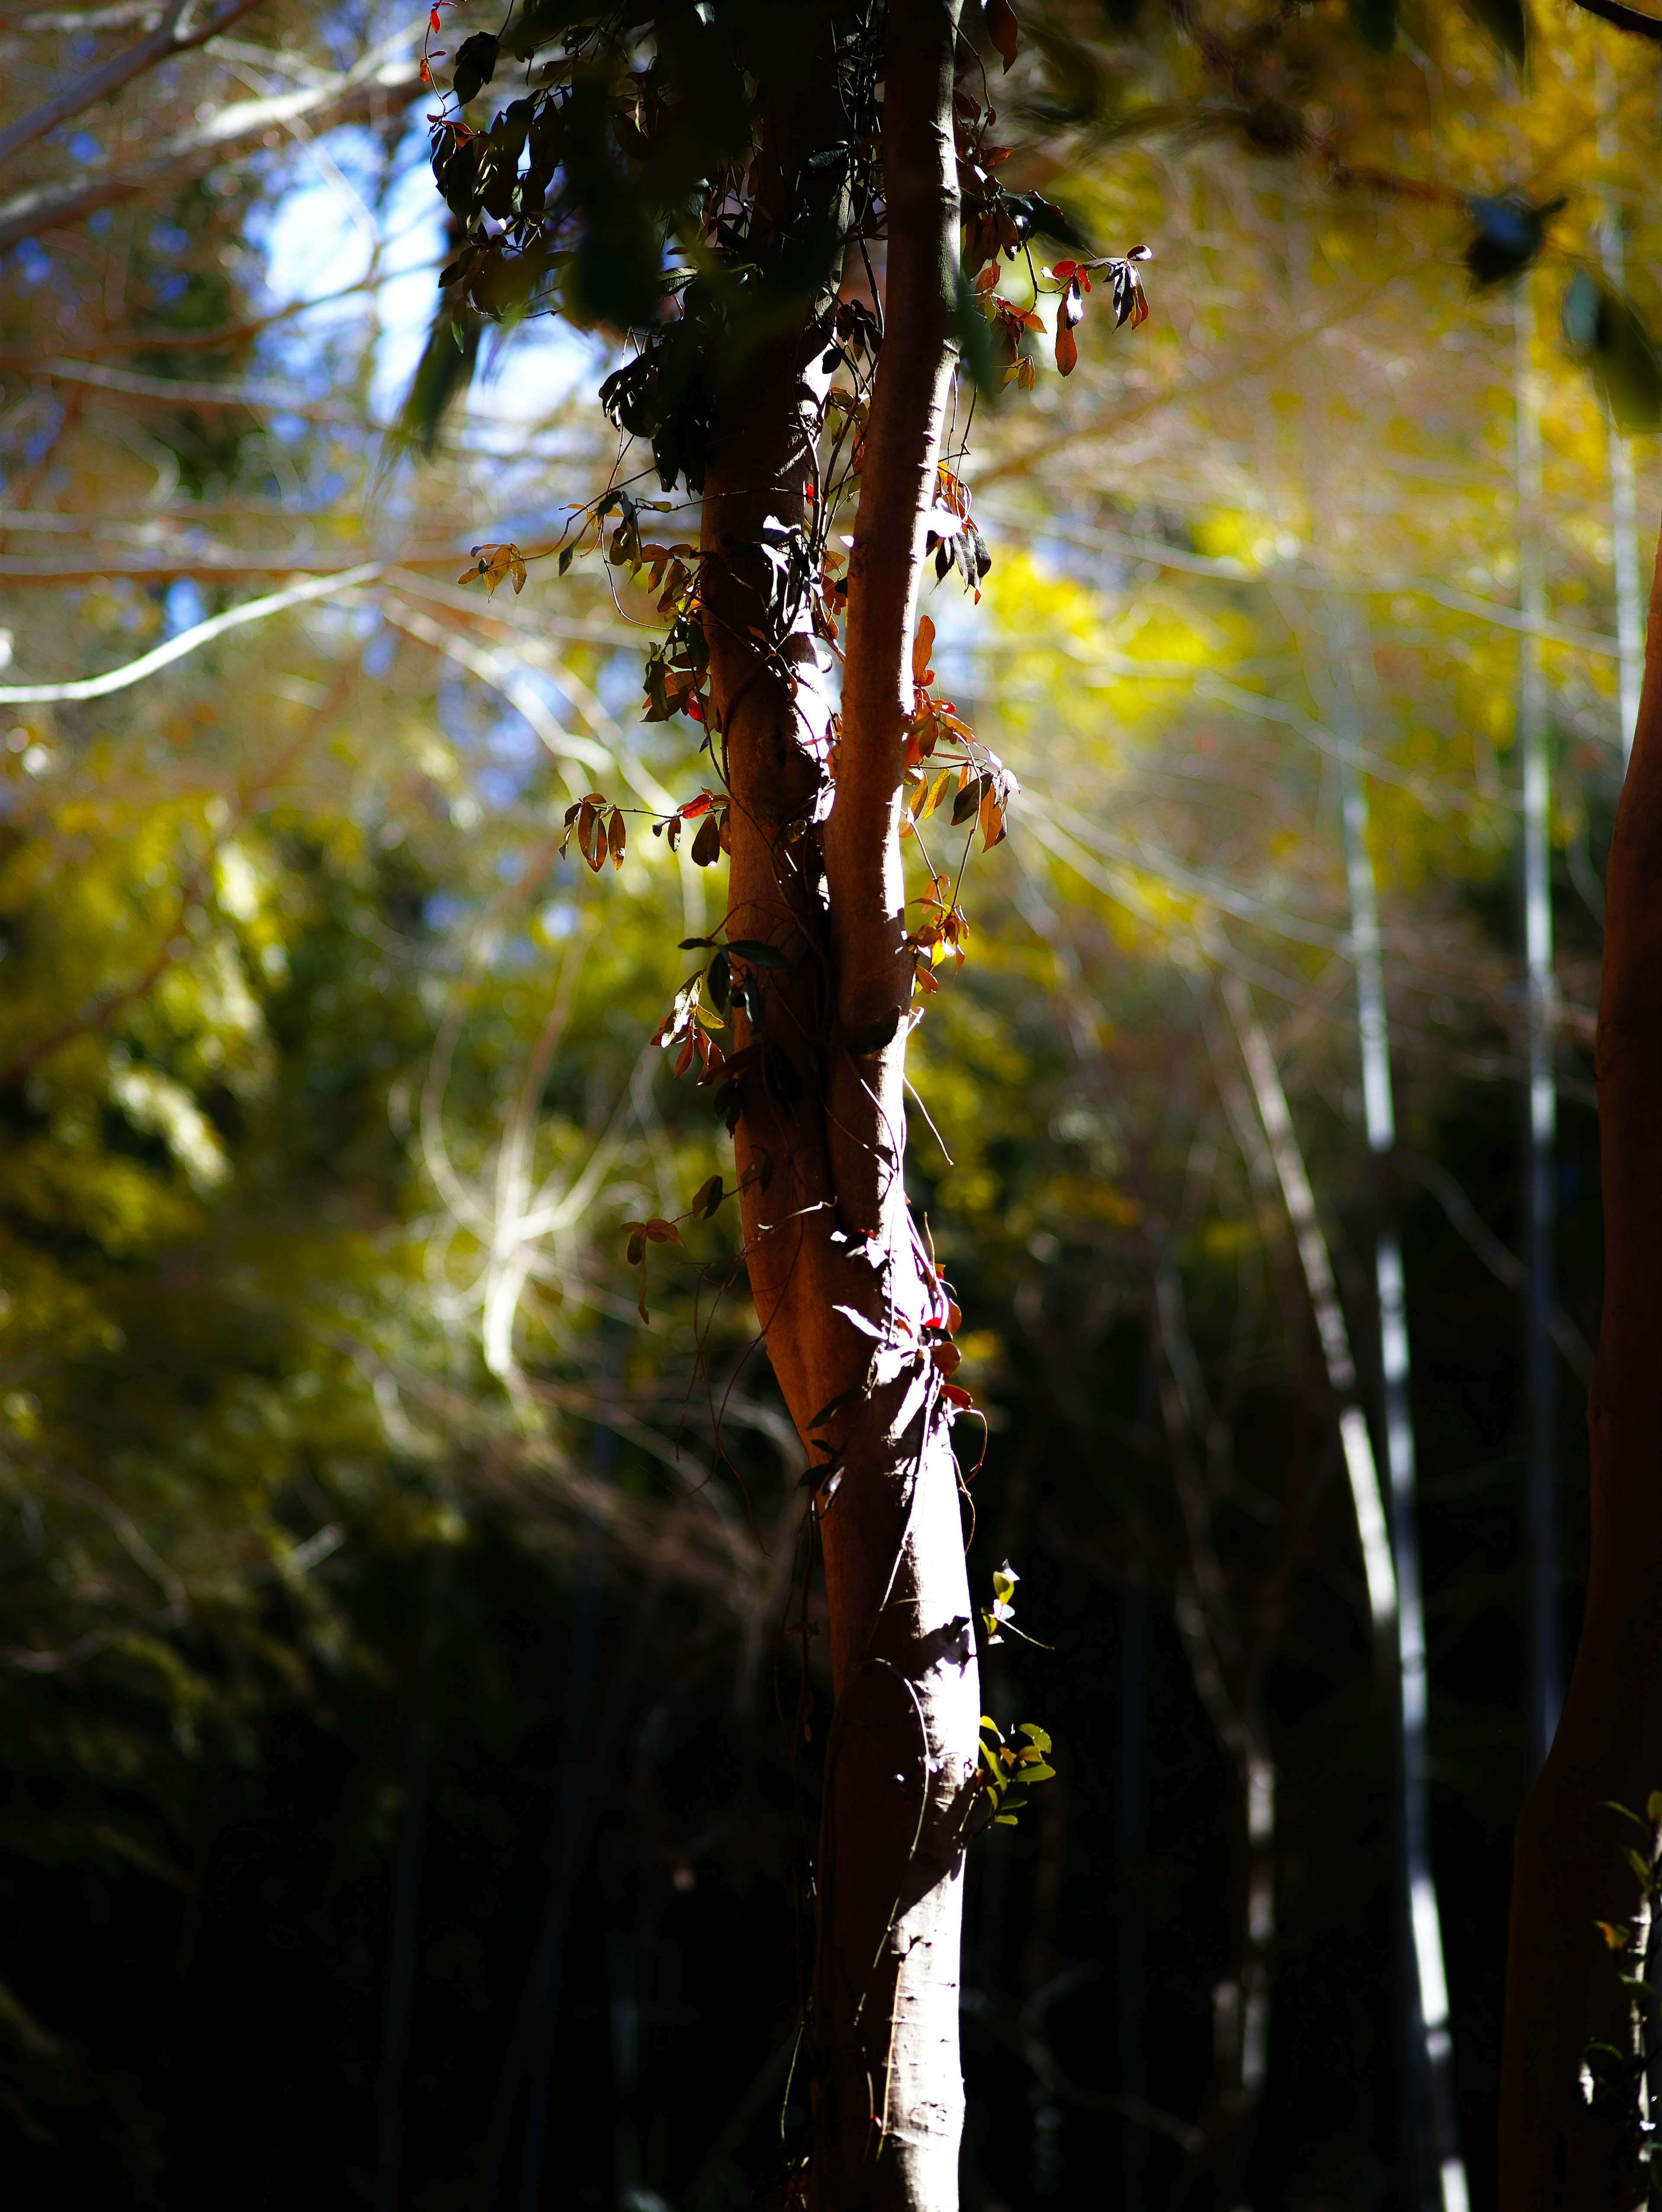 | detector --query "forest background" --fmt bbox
[0,2,1656,2209]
